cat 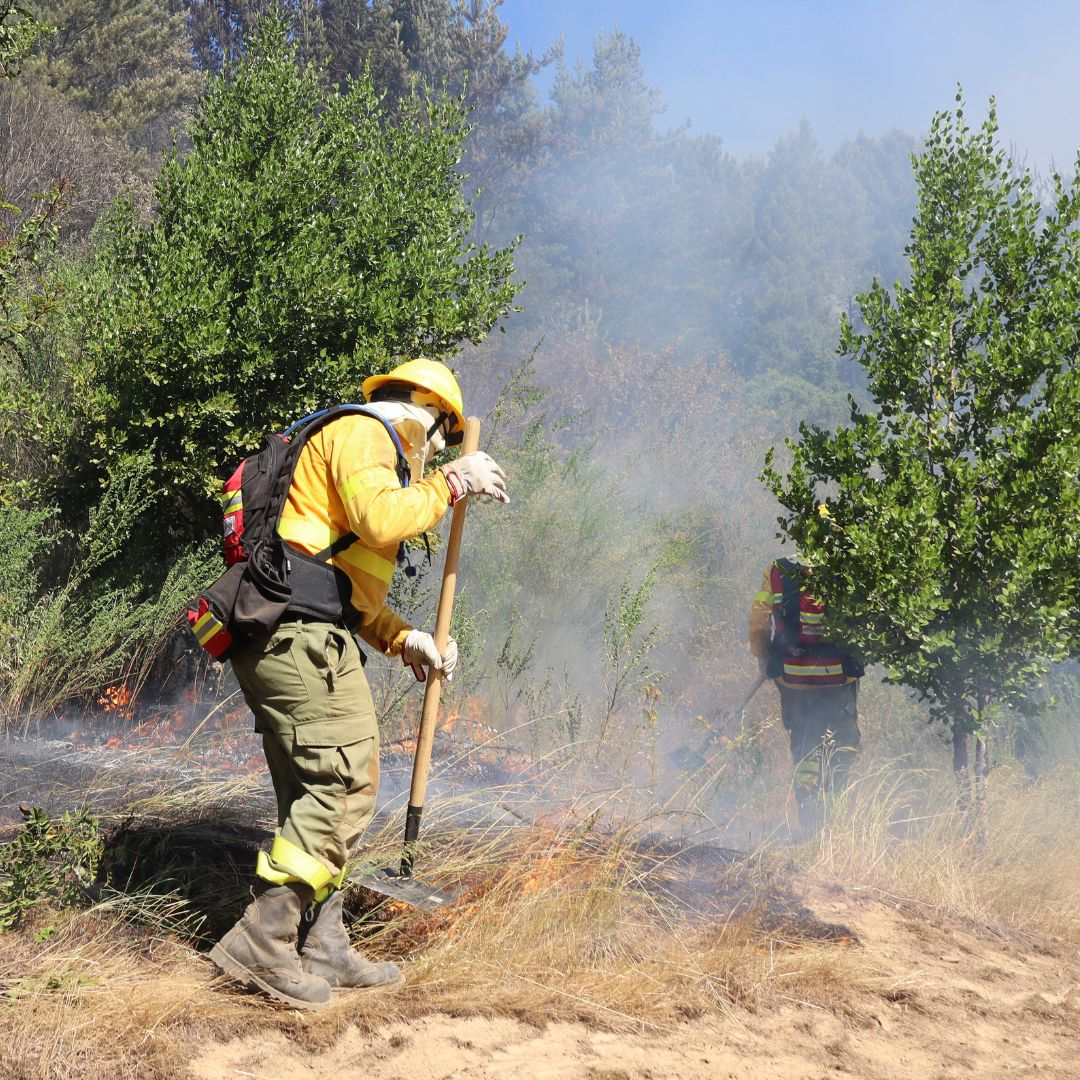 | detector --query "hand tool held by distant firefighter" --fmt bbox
[667,671,769,774]
[400,415,481,876]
